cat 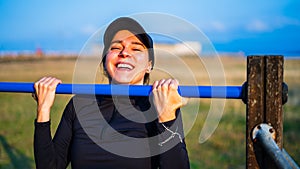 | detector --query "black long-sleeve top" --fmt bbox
[34,95,190,169]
